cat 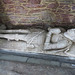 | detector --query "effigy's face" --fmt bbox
[0,0,75,29]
